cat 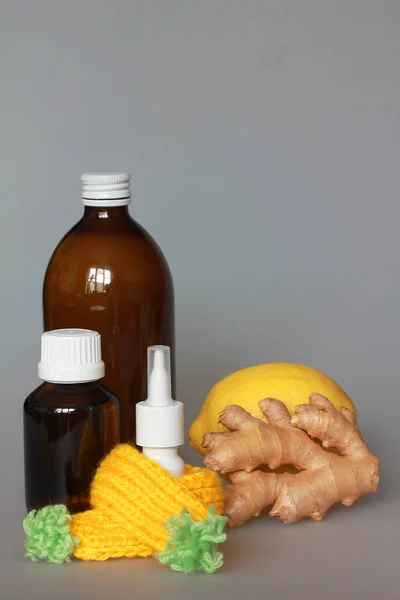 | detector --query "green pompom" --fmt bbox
[23,505,79,564]
[156,506,228,574]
